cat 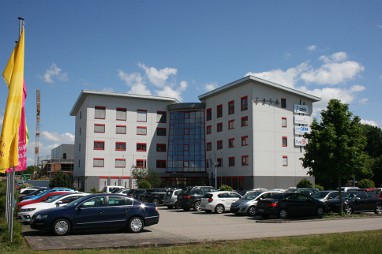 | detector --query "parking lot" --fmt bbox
[23,206,382,251]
